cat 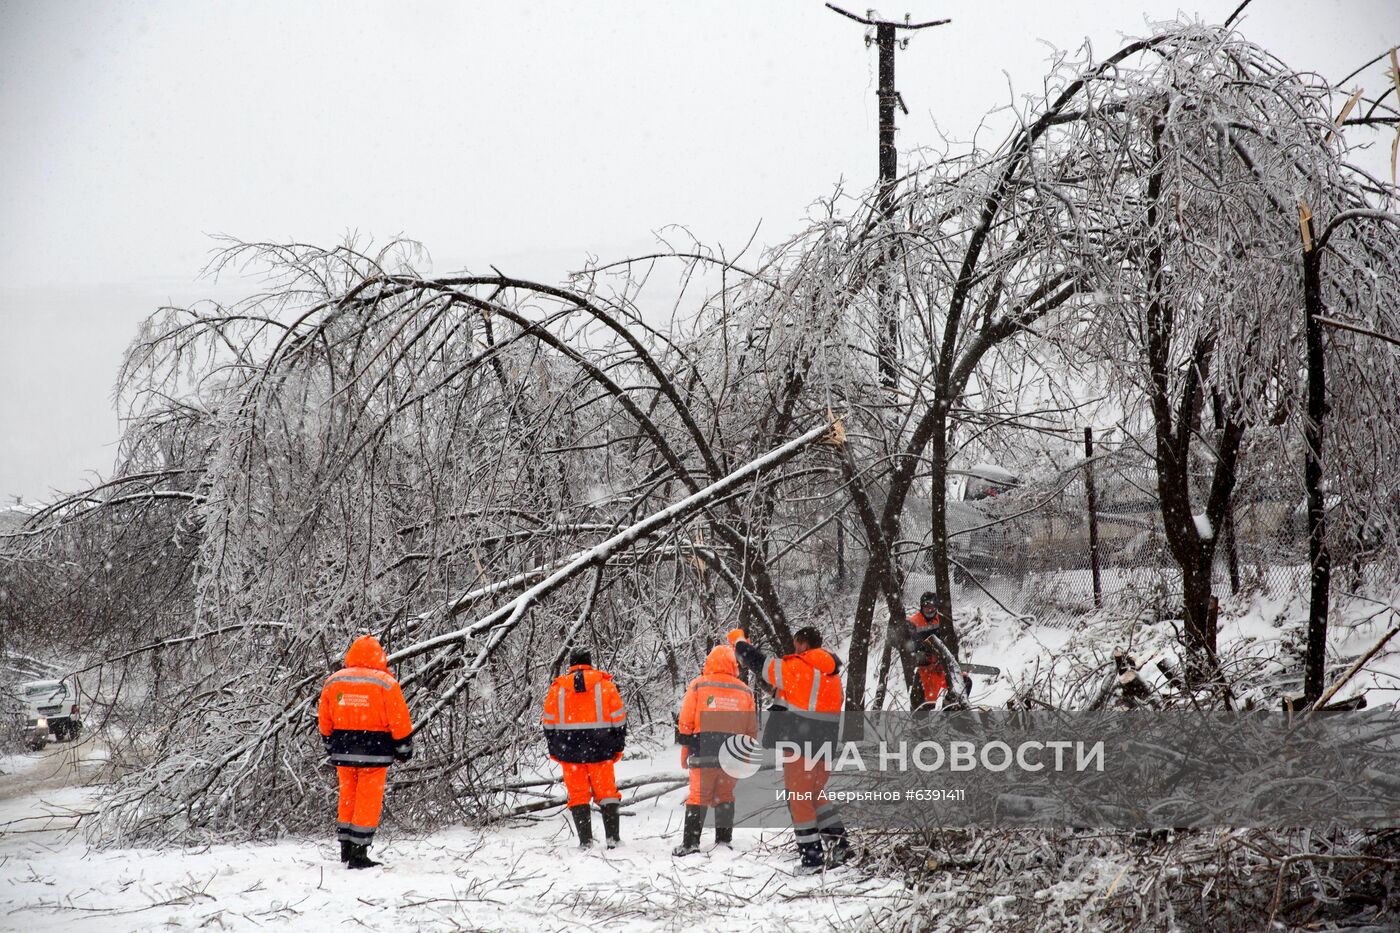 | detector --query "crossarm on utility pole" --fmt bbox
[824,4,950,30]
